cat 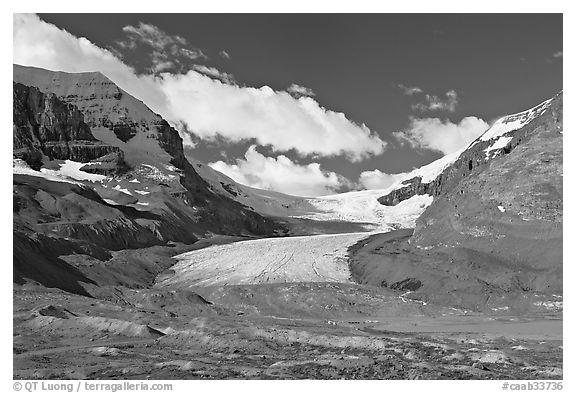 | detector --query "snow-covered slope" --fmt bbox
[401,148,466,184]
[480,97,553,142]
[304,192,432,231]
